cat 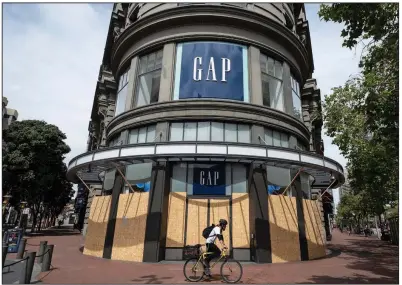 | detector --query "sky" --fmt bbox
[3,3,363,206]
